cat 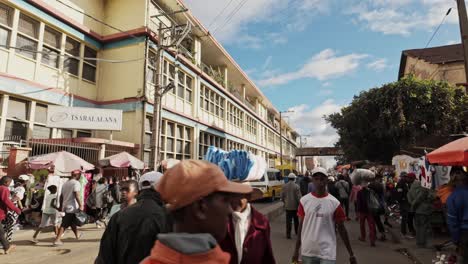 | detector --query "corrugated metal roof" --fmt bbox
[403,44,464,64]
